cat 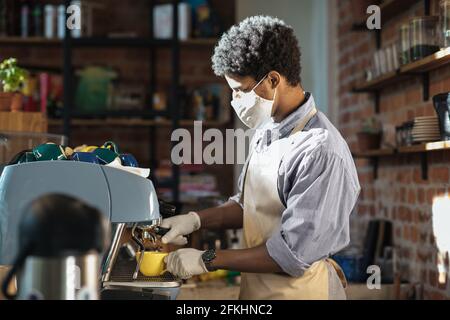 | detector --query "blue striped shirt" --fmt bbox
[230,94,361,277]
